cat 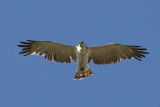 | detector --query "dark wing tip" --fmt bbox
[136,48,147,50]
[17,45,29,47]
[26,40,36,42]
[20,41,32,44]
[129,45,141,47]
[18,40,33,55]
[130,45,149,61]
